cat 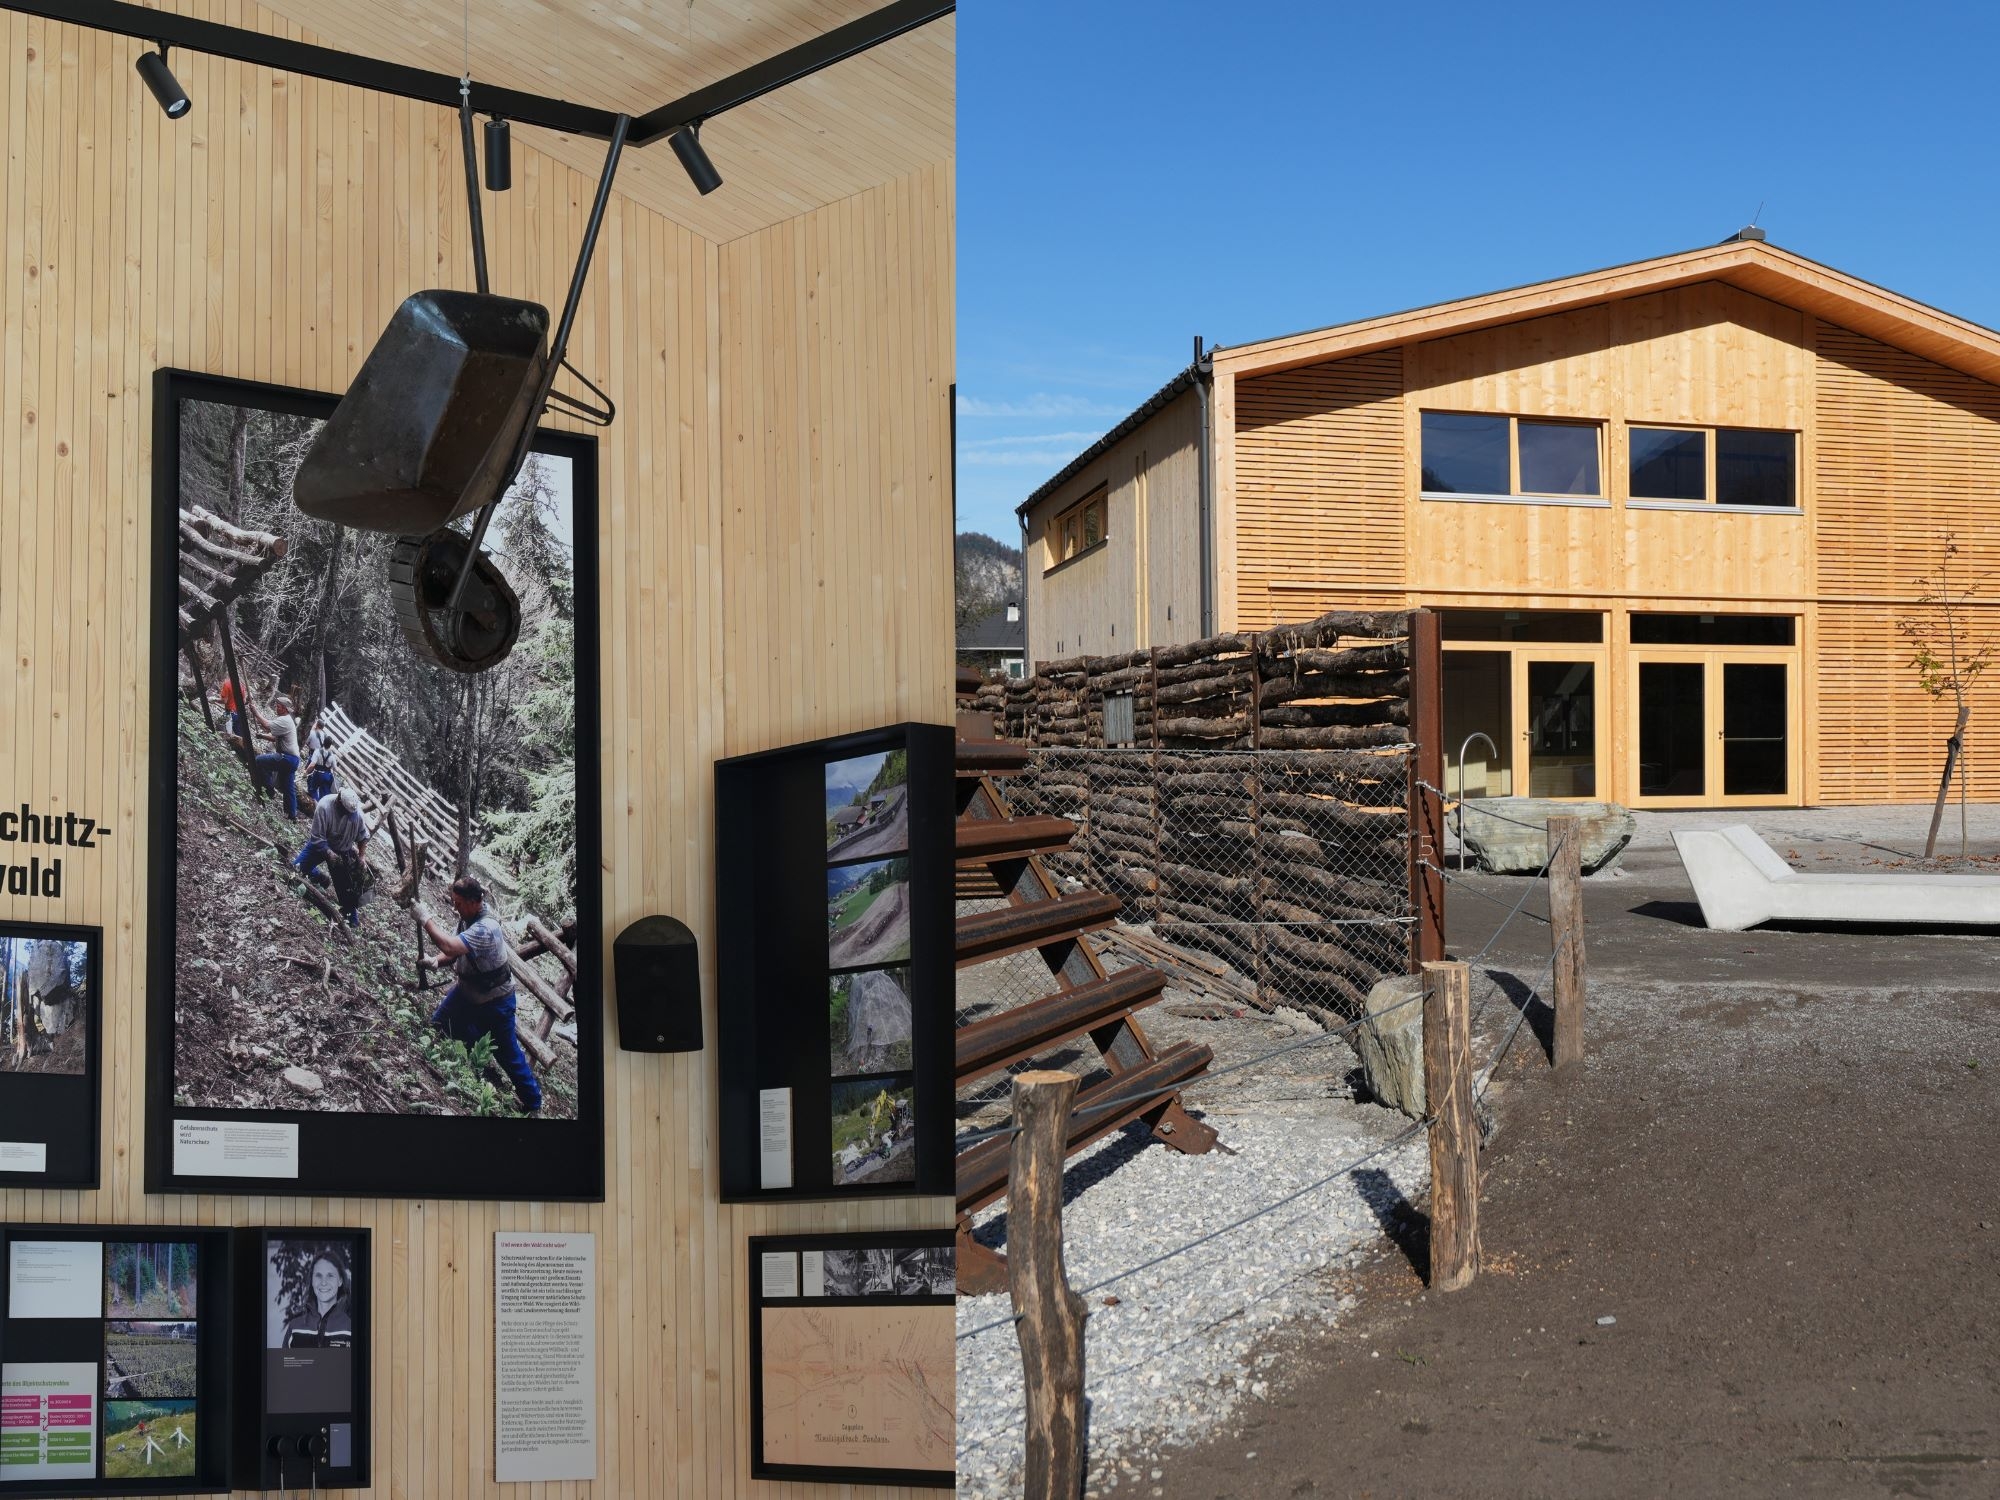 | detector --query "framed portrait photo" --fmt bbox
[144,370,604,1201]
[0,920,102,1189]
